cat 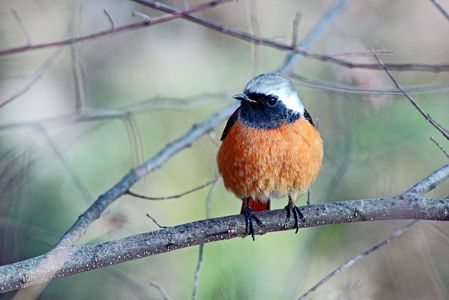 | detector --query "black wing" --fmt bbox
[303,109,315,127]
[220,107,241,141]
